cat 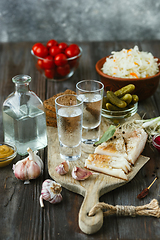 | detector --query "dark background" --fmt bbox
[0,0,159,43]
